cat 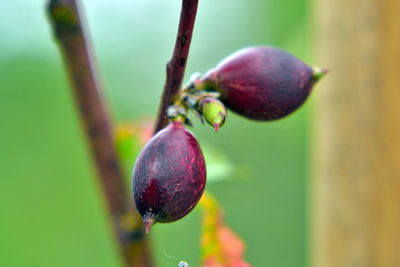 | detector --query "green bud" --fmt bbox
[200,97,227,132]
